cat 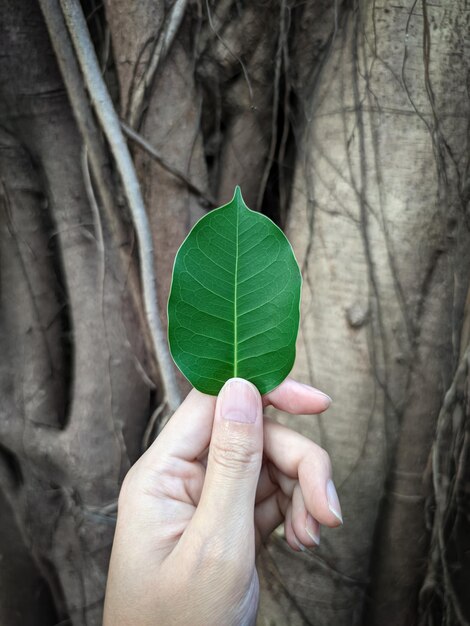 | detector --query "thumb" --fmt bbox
[196,378,263,536]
